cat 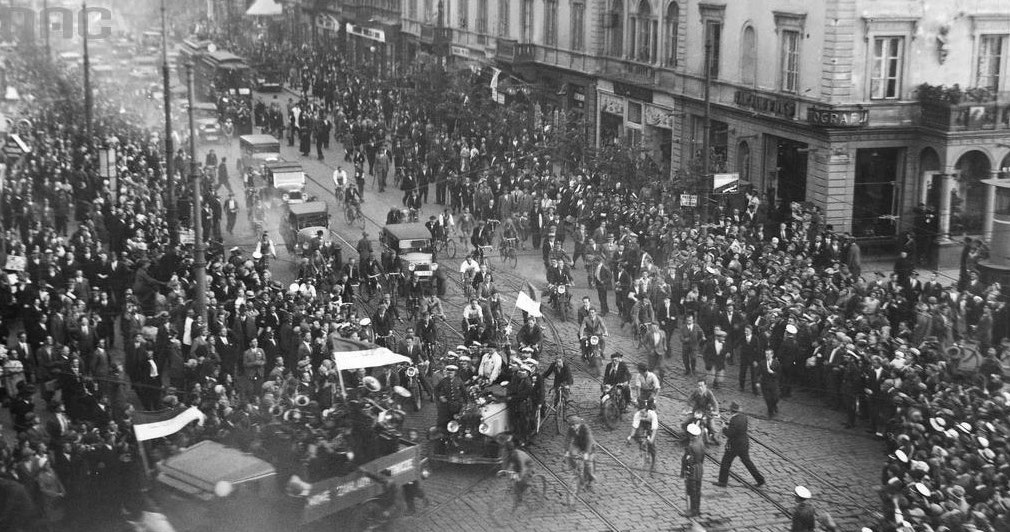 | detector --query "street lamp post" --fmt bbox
[82,0,92,137]
[161,0,178,245]
[186,61,208,327]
